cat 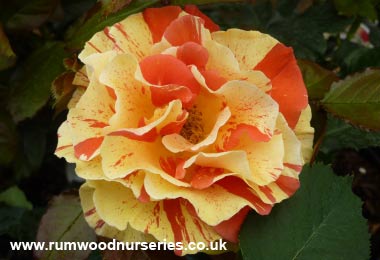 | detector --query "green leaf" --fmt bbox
[320,116,380,155]
[0,24,16,71]
[240,164,370,260]
[0,206,25,235]
[8,207,46,242]
[35,193,96,260]
[334,0,378,21]
[334,40,380,75]
[298,59,338,100]
[8,42,67,122]
[322,69,380,130]
[266,2,352,60]
[6,0,60,30]
[0,186,32,210]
